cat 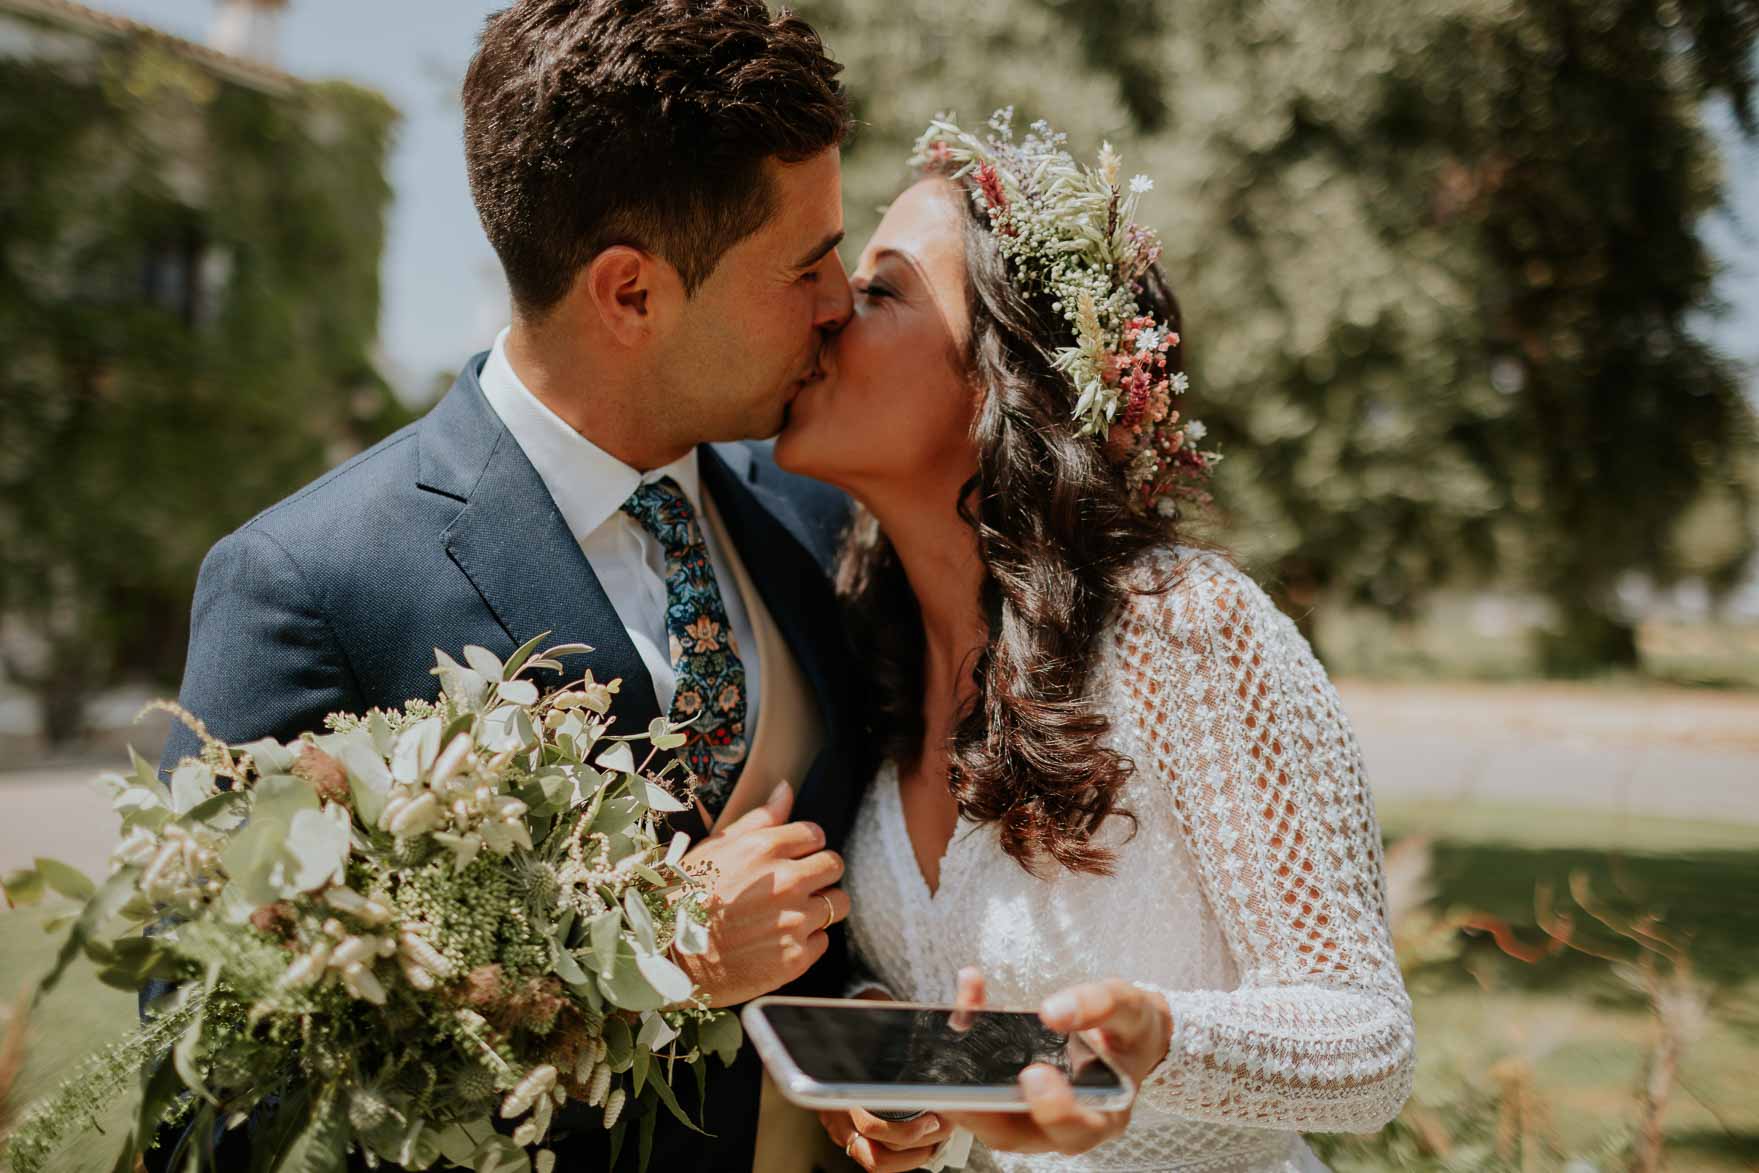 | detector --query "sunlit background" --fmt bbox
[1,1,1756,1169]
